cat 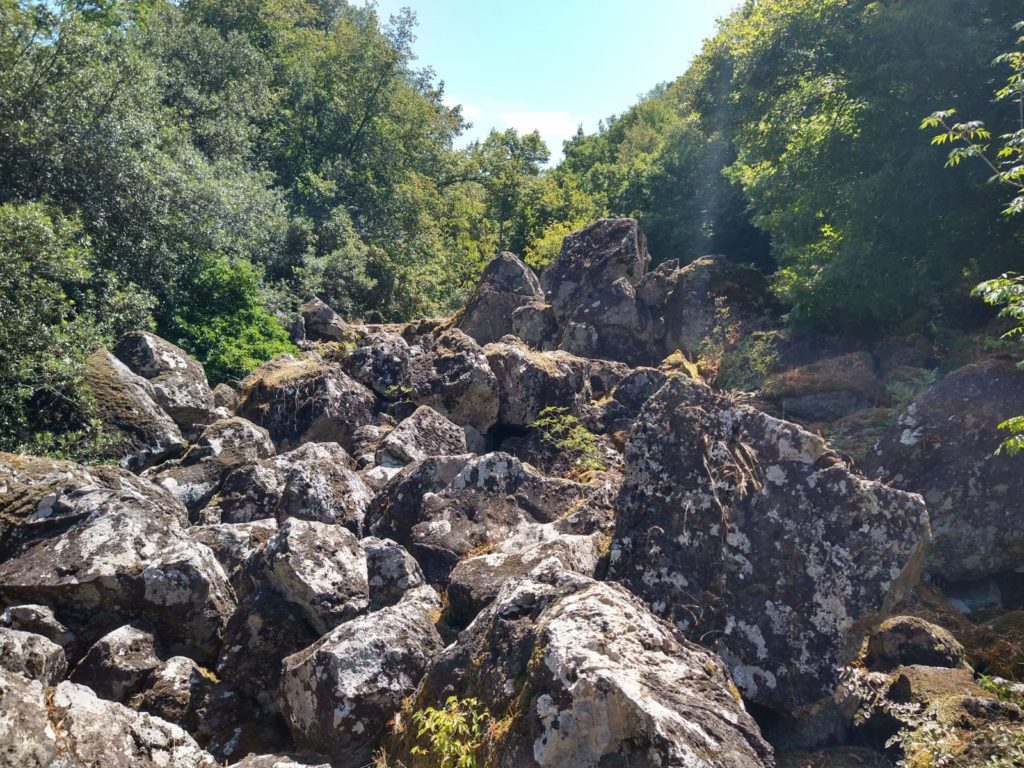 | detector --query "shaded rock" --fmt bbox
[557,277,653,364]
[376,404,467,465]
[511,301,557,349]
[761,351,883,422]
[147,417,275,515]
[660,255,773,359]
[213,383,238,412]
[864,616,969,671]
[865,358,1024,582]
[114,331,215,431]
[1,604,76,649]
[610,375,930,716]
[71,624,161,702]
[331,330,411,397]
[635,257,680,309]
[300,296,346,341]
[459,252,544,345]
[205,442,370,532]
[409,329,499,432]
[279,585,443,766]
[410,566,773,768]
[0,627,67,684]
[237,353,377,452]
[82,348,186,470]
[239,518,368,635]
[0,461,235,665]
[484,340,592,427]
[133,655,216,734]
[190,520,278,583]
[541,218,649,323]
[0,669,216,767]
[361,536,426,610]
[368,452,597,583]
